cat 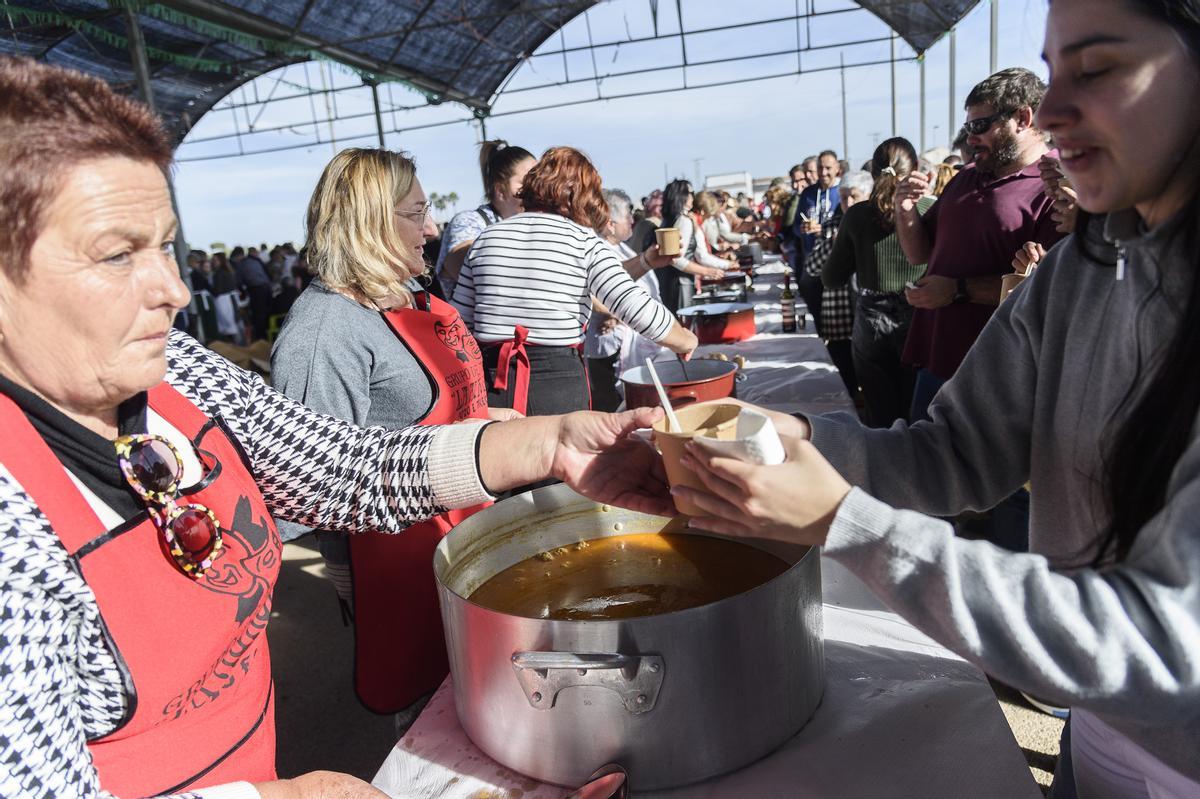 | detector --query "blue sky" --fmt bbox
[172,0,1051,250]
